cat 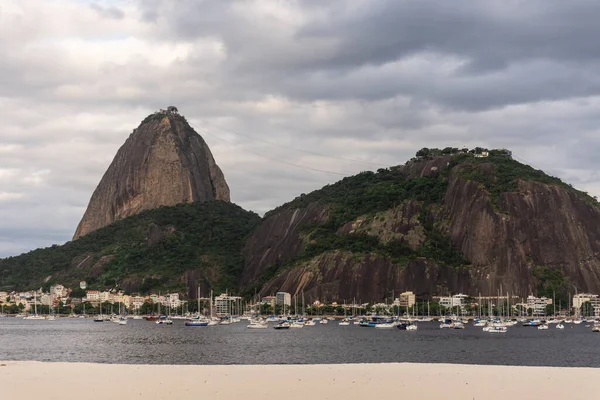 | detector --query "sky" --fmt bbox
[2,0,600,257]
